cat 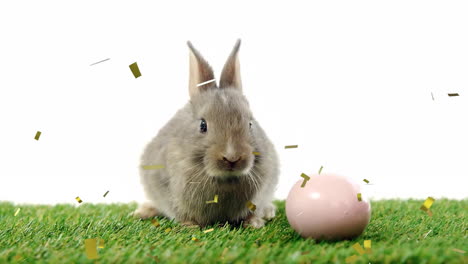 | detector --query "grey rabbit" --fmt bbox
[133,39,279,228]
